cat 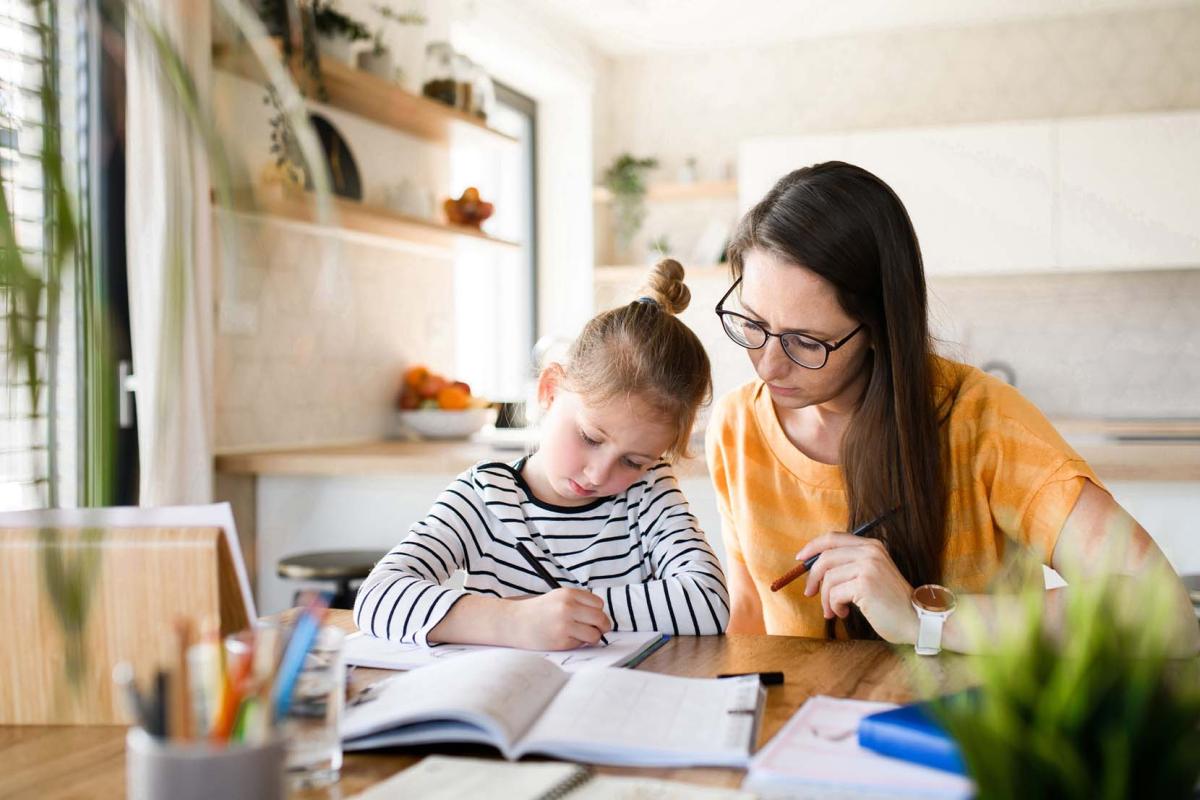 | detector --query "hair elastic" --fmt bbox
[634,296,660,309]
